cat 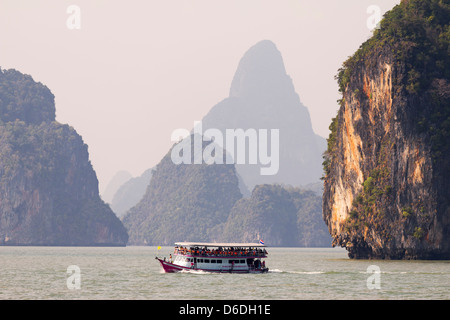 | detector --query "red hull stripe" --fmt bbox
[157,259,266,274]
